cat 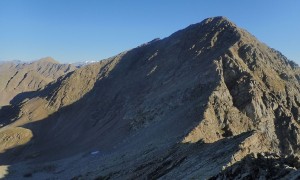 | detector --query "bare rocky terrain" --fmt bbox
[1,16,300,179]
